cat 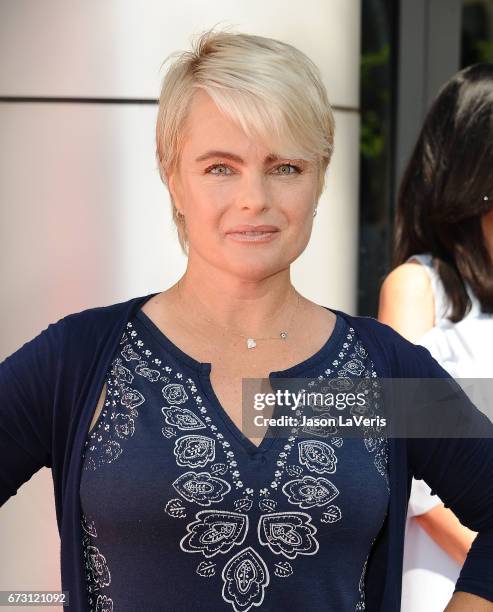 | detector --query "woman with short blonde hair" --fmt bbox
[155,29,335,254]
[1,28,492,612]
